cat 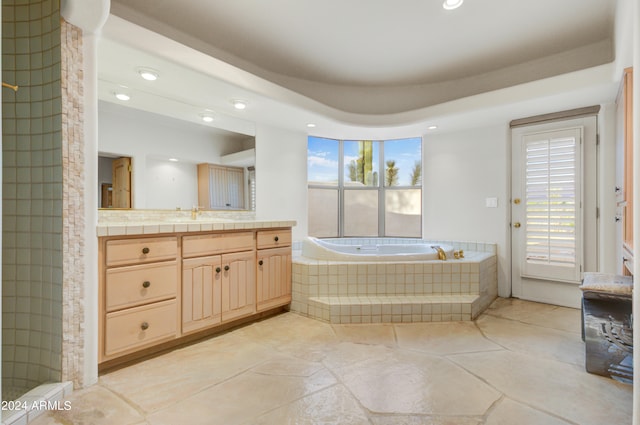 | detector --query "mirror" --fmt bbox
[98,100,255,210]
[97,33,258,211]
